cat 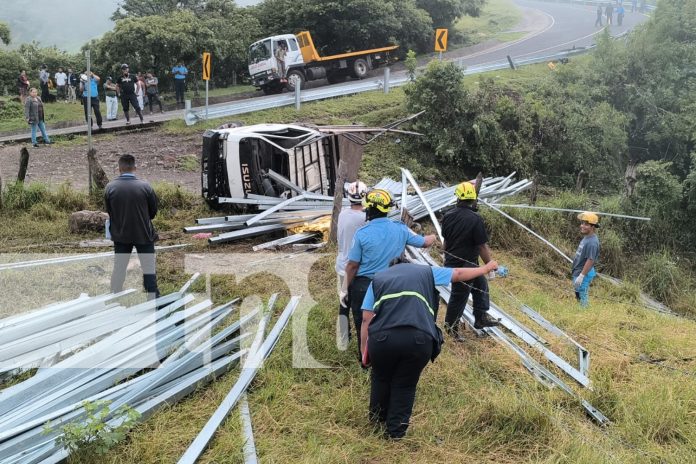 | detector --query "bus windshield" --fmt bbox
[249,39,272,64]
